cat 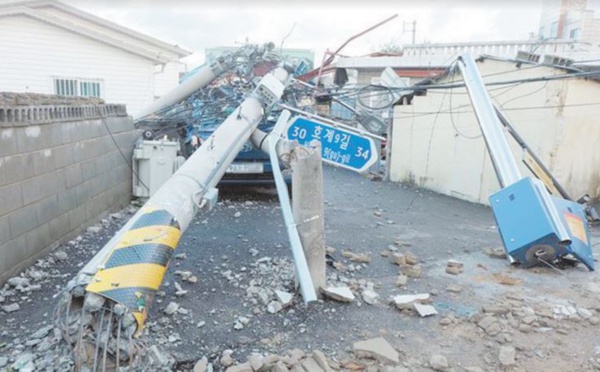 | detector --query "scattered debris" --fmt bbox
[86,225,103,234]
[492,273,523,286]
[342,251,371,263]
[392,293,430,309]
[429,354,449,371]
[164,301,179,315]
[414,303,438,317]
[446,284,463,293]
[401,264,422,278]
[445,260,464,275]
[322,286,355,302]
[353,337,399,364]
[498,345,516,366]
[361,288,379,305]
[275,290,294,307]
[2,303,20,313]
[483,246,507,259]
[396,274,408,287]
